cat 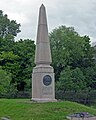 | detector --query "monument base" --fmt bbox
[32,65,56,102]
[31,98,57,103]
